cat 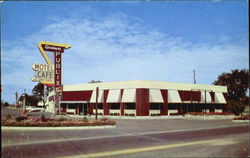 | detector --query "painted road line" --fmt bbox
[2,133,132,147]
[59,139,220,158]
[2,124,247,147]
[137,124,248,135]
